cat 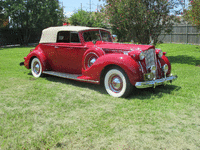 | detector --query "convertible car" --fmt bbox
[20,26,177,97]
